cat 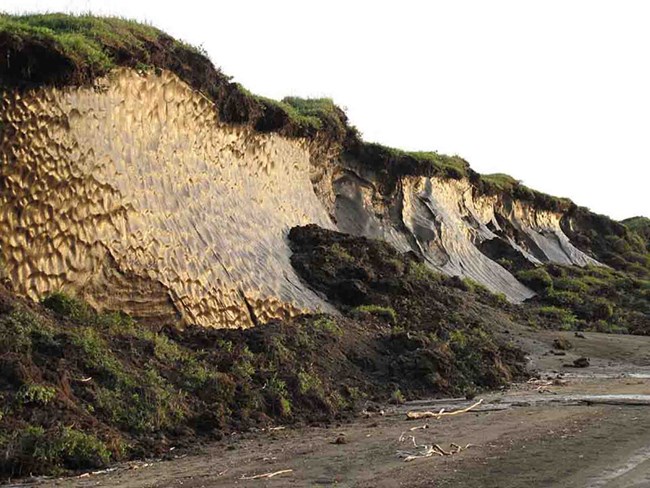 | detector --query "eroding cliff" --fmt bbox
[330,164,599,302]
[0,68,605,326]
[0,70,335,327]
